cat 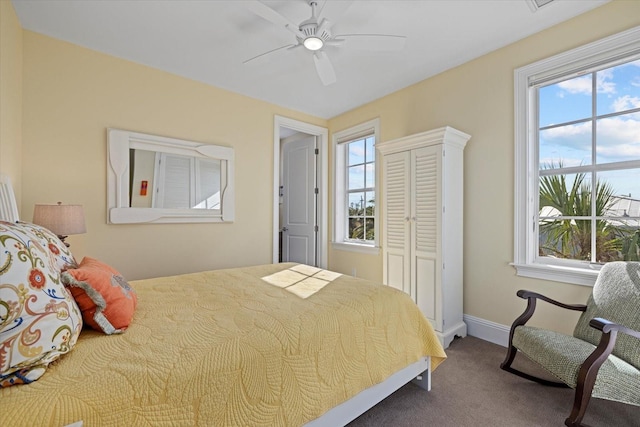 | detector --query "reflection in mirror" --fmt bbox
[129,149,222,209]
[107,128,234,224]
